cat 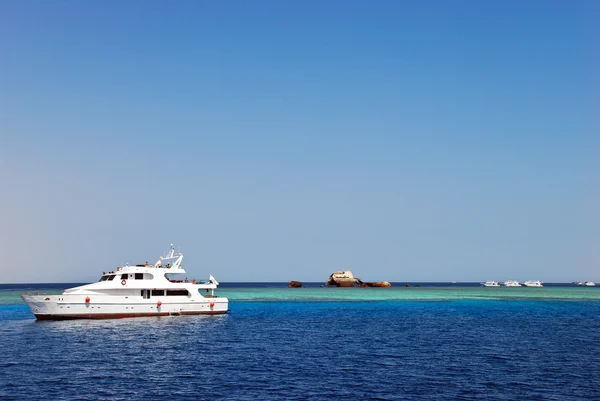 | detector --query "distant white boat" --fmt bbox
[584,281,596,287]
[523,280,543,287]
[482,281,500,287]
[503,280,521,287]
